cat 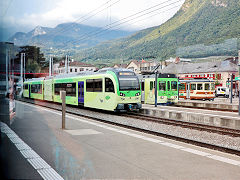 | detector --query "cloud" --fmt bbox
[4,0,184,31]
